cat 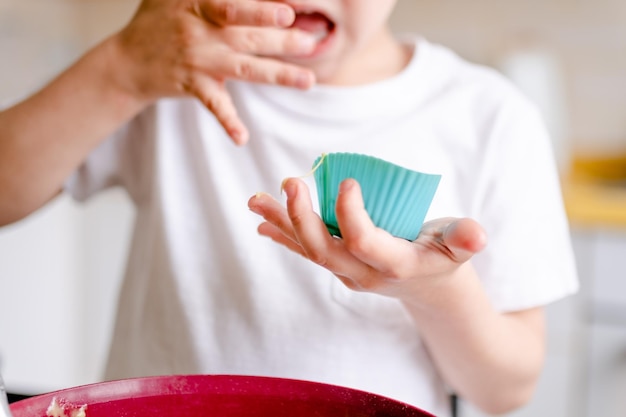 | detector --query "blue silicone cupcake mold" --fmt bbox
[312,153,441,241]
